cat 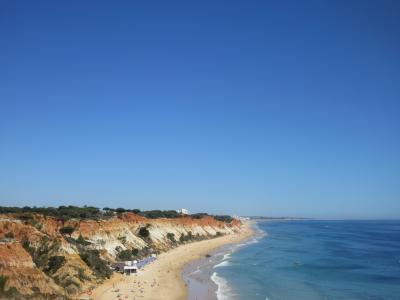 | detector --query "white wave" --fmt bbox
[211,271,234,300]
[245,237,261,245]
[231,224,266,250]
[223,252,231,260]
[233,233,263,250]
[213,260,231,268]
